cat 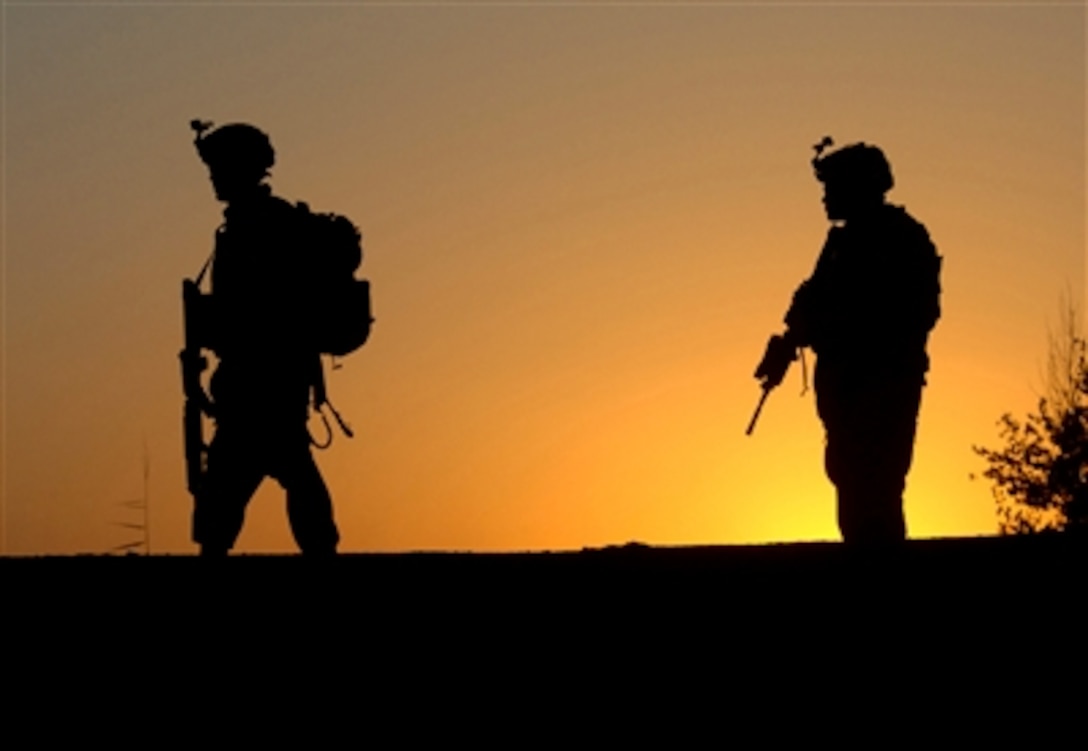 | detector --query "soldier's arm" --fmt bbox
[782,228,840,348]
[206,235,243,357]
[783,283,813,348]
[887,226,942,339]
